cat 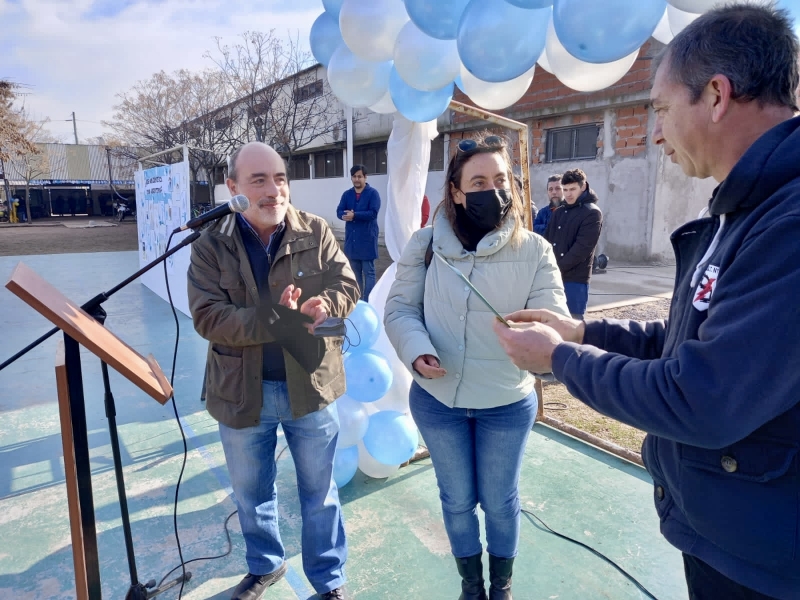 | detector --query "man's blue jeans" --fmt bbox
[218,382,347,594]
[563,281,589,319]
[409,382,538,559]
[349,259,376,302]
